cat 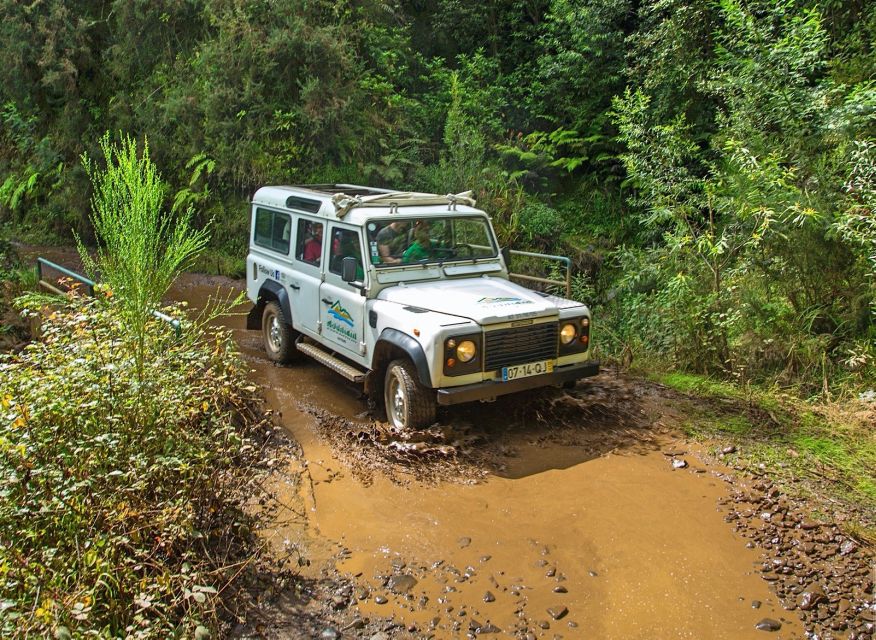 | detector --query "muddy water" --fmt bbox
[21,256,801,639]
[169,275,804,639]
